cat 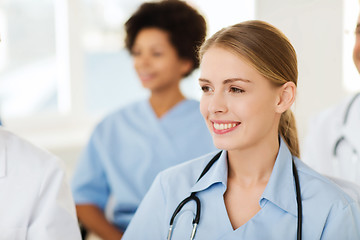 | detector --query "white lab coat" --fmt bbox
[0,128,81,240]
[303,94,360,184]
